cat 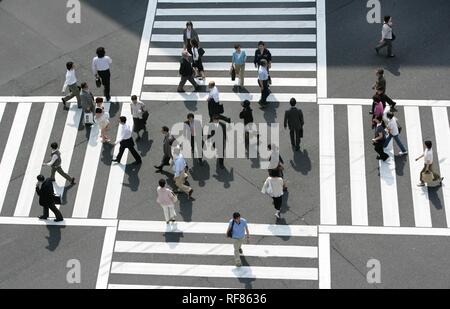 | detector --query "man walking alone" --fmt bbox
[284,98,304,151]
[36,175,64,222]
[43,142,75,185]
